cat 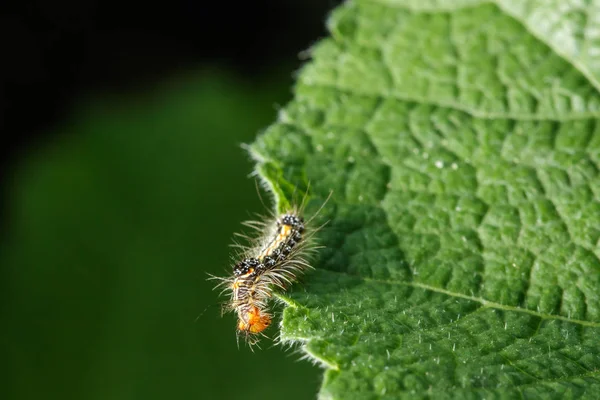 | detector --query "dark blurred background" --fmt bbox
[0,1,340,399]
